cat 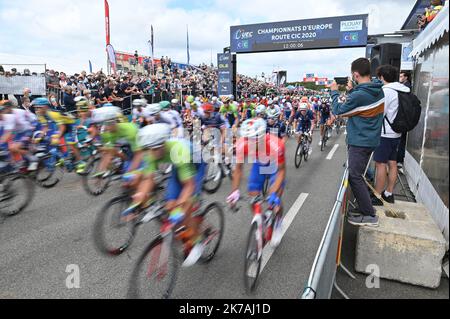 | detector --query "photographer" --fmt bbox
[330,57,385,227]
